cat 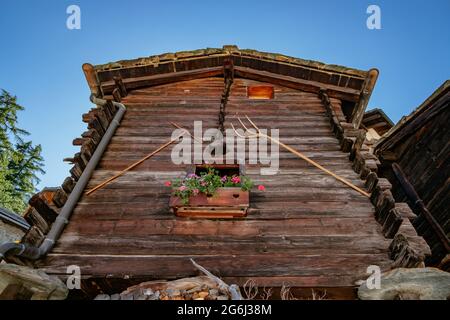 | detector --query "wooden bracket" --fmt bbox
[350,68,379,129]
